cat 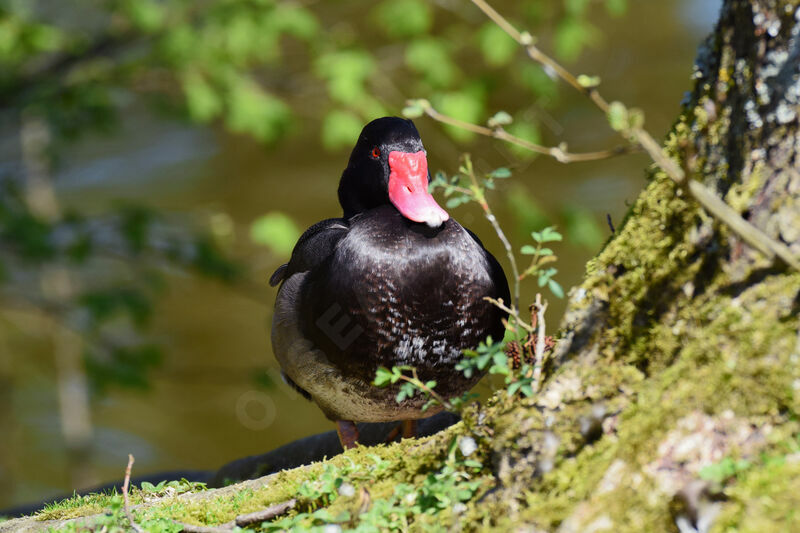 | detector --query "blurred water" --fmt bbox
[1,0,721,510]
